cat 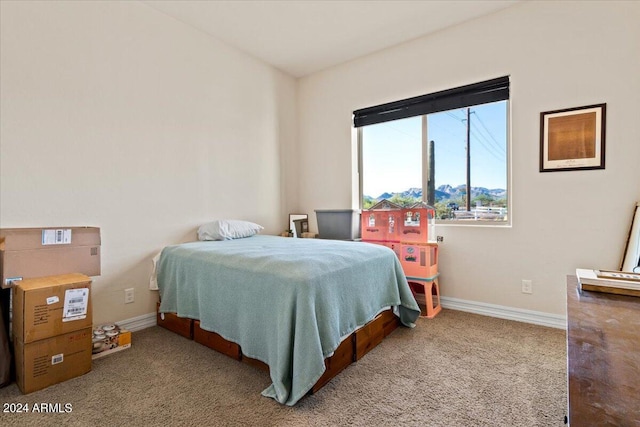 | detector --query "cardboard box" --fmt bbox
[0,227,101,288]
[14,327,92,394]
[13,274,92,344]
[91,326,131,359]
